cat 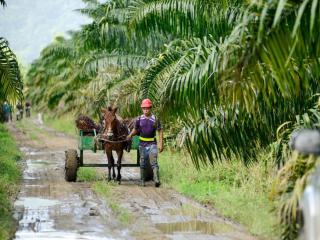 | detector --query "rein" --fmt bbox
[97,133,128,143]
